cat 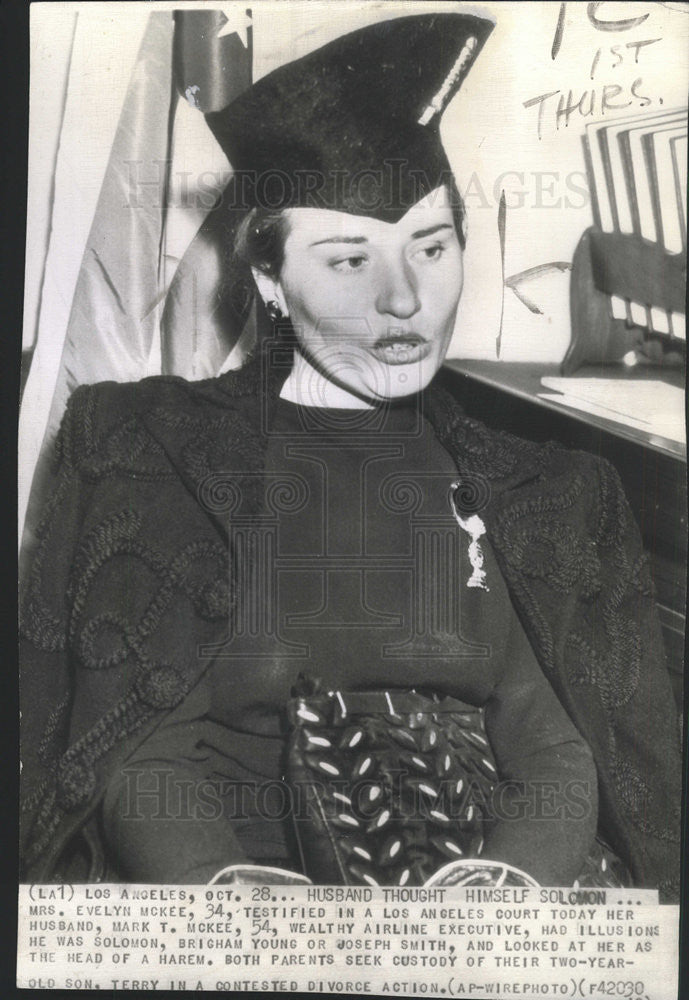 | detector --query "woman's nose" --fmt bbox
[375,259,420,319]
